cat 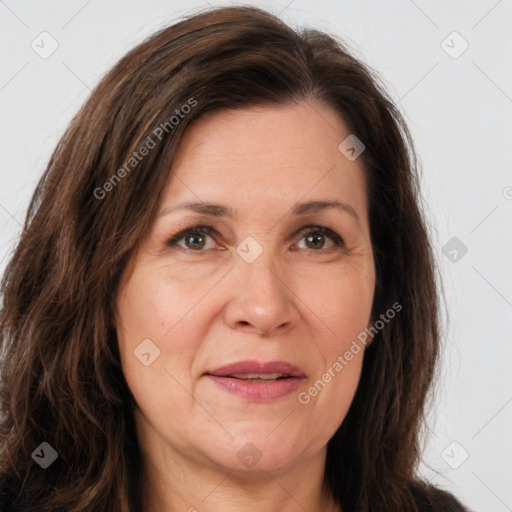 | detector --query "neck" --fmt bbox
[142,463,340,512]
[137,422,341,512]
